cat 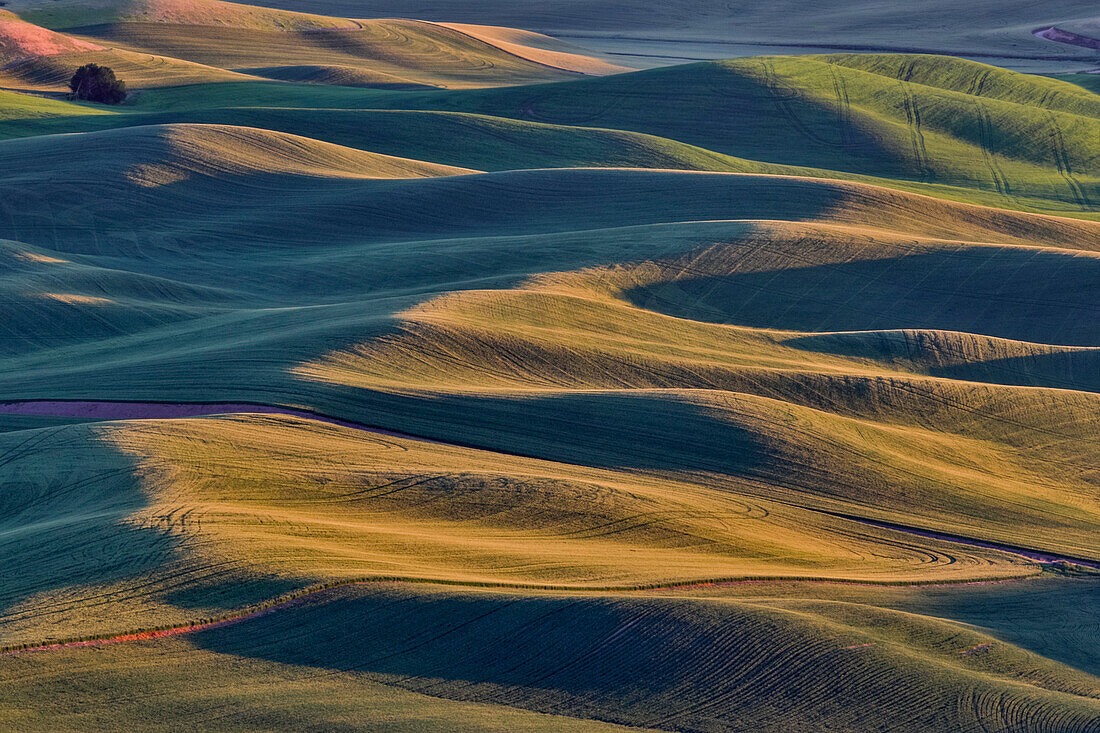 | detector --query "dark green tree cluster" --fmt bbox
[69,63,127,104]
